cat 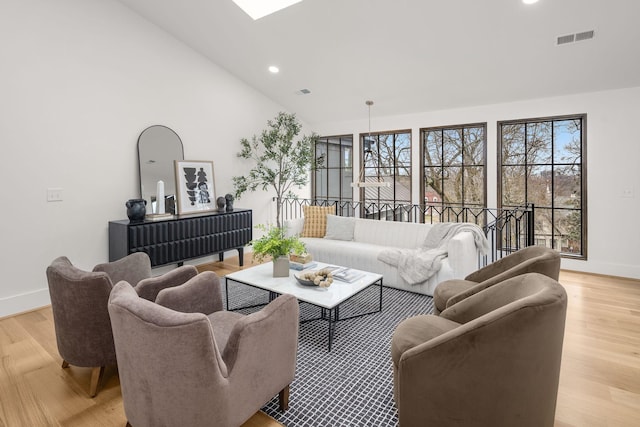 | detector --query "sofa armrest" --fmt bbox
[447,231,478,279]
[284,218,305,237]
